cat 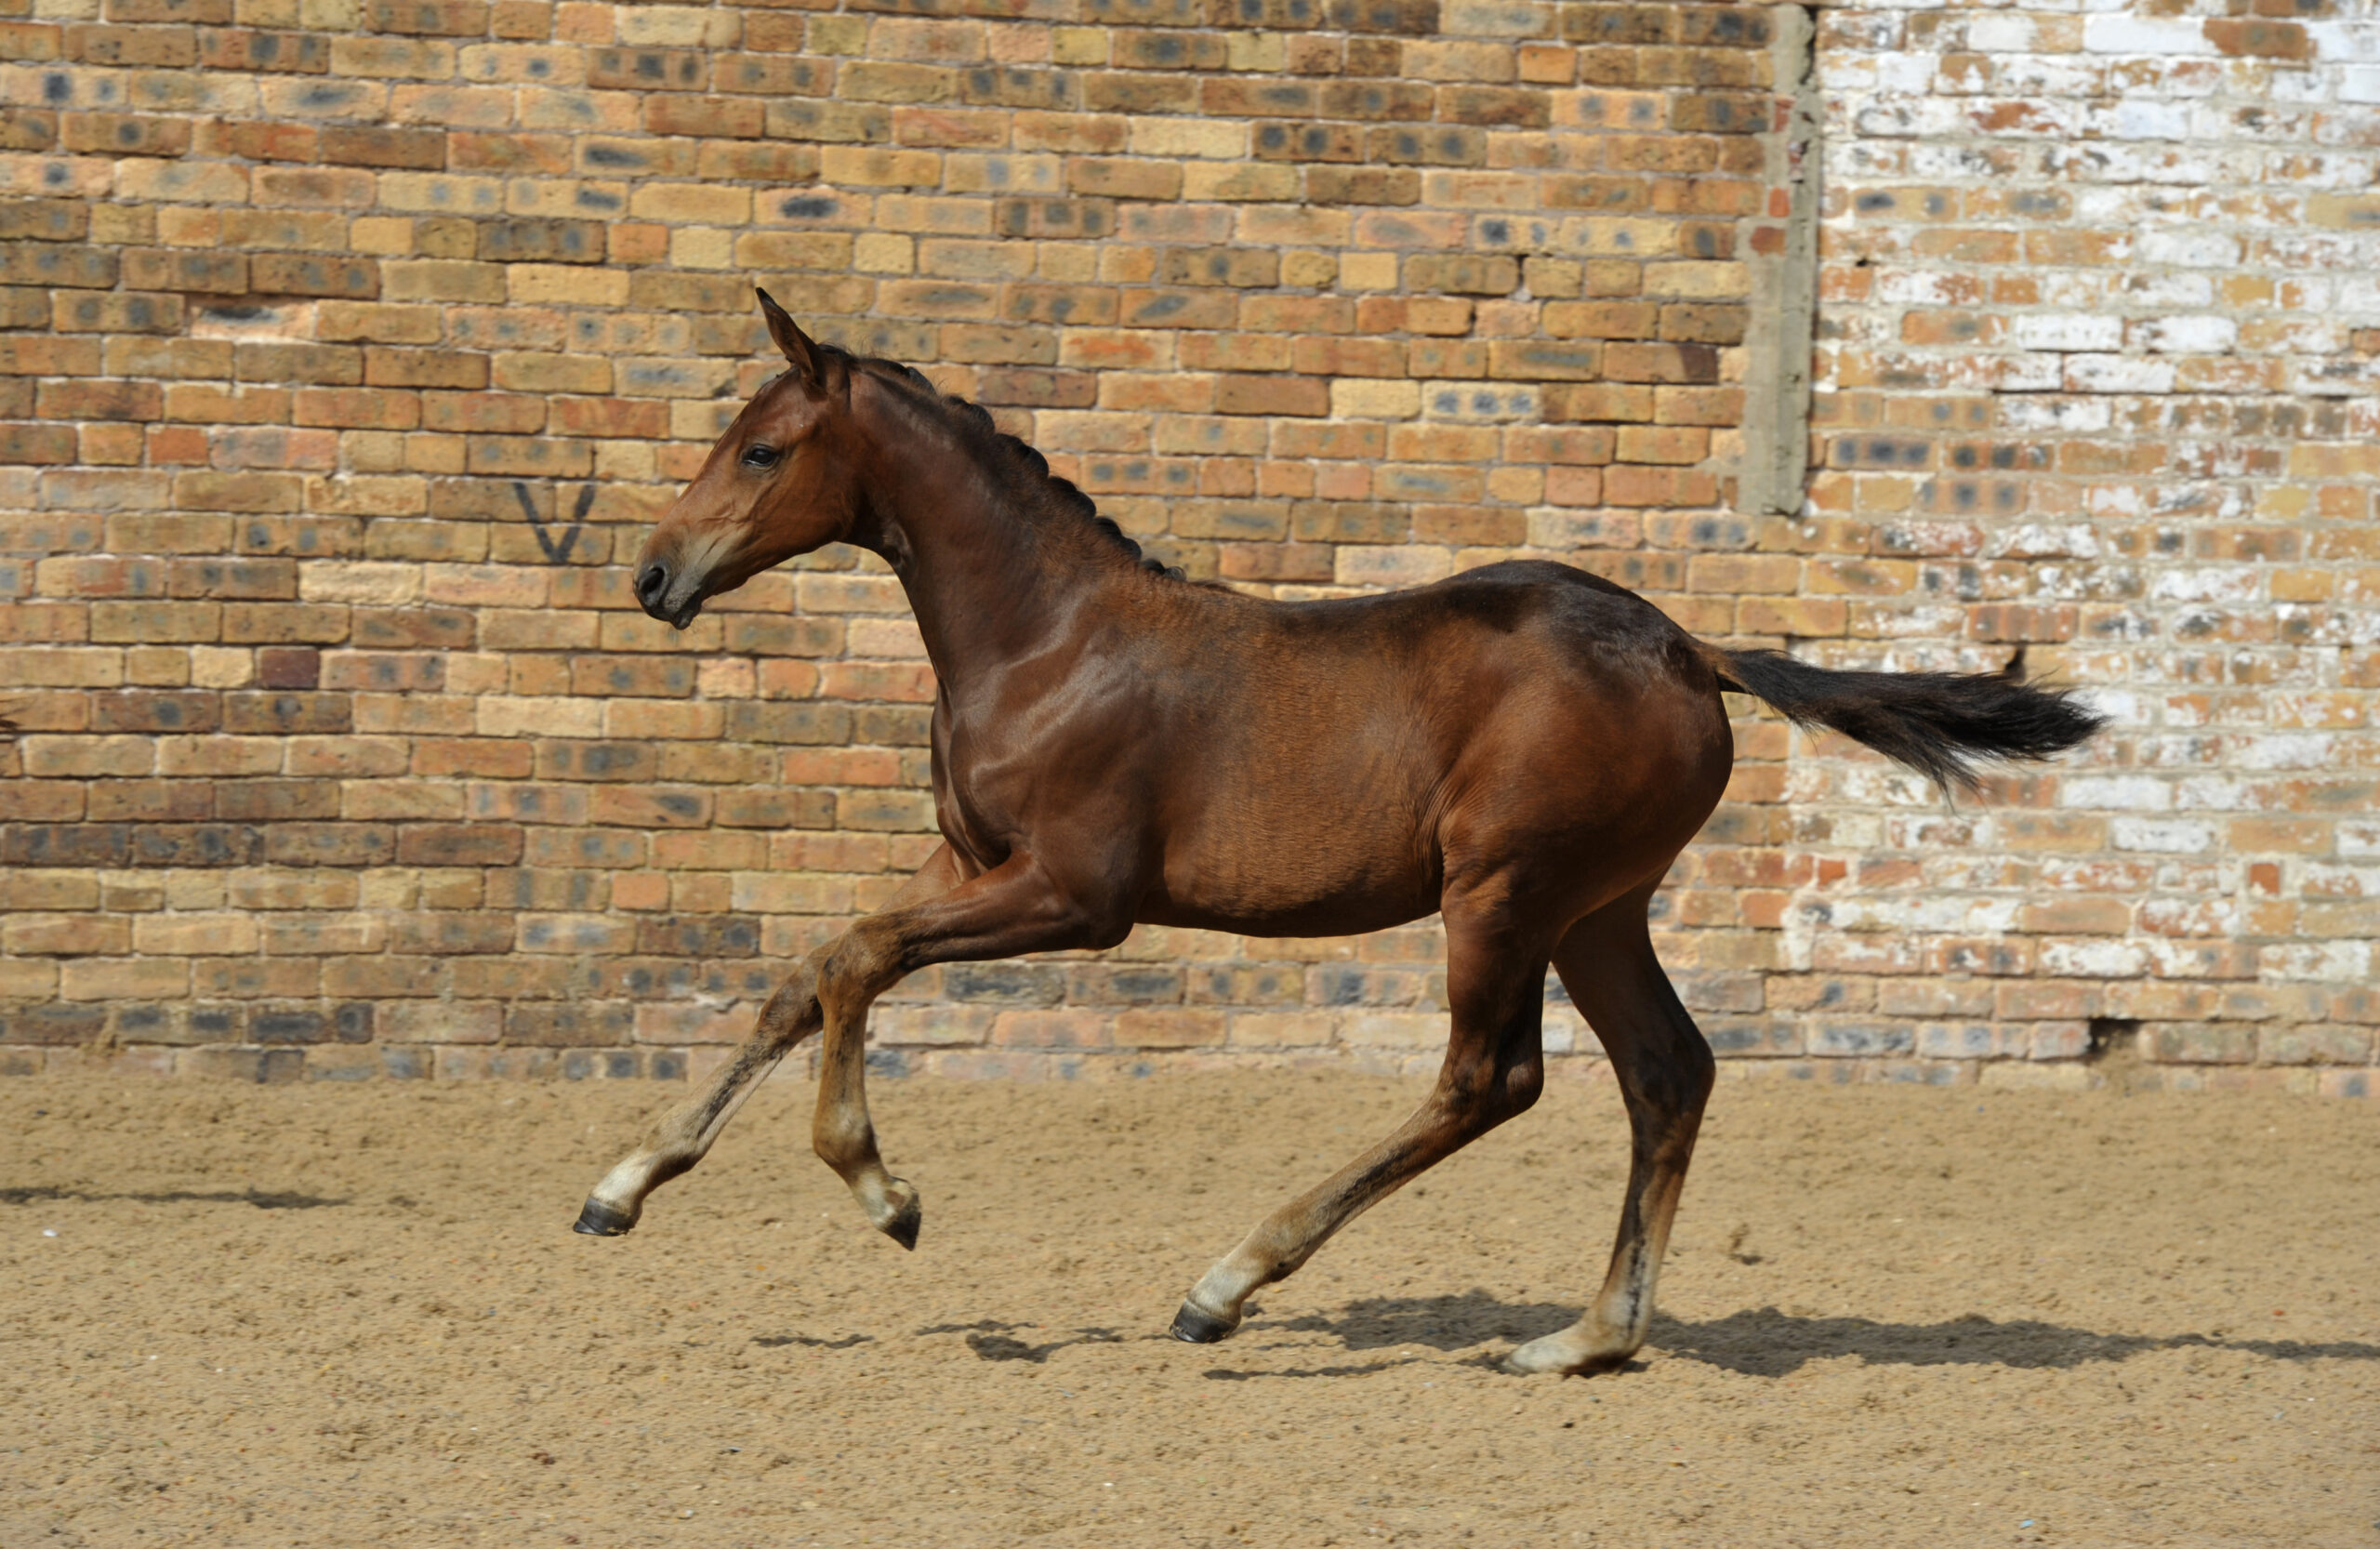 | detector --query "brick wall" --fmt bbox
[1,0,2375,1097]
[0,0,1812,1083]
[1781,0,2380,1096]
